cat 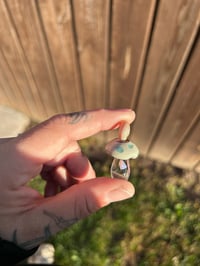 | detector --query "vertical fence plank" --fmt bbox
[5,0,59,119]
[0,48,34,115]
[0,75,12,106]
[195,162,200,174]
[149,39,200,162]
[0,0,39,118]
[170,119,200,170]
[6,0,65,118]
[132,0,200,155]
[0,50,20,109]
[72,0,110,109]
[37,0,84,113]
[109,0,157,108]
